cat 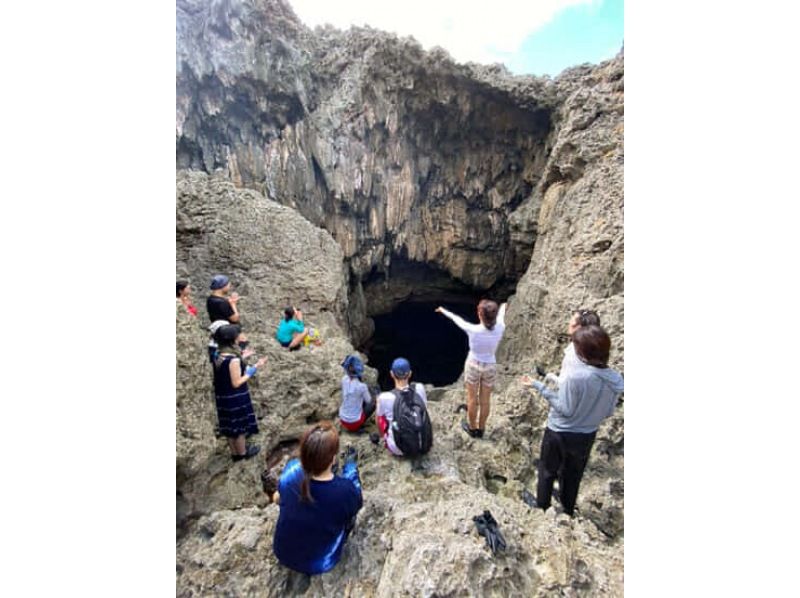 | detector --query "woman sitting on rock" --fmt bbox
[176,280,197,317]
[435,300,507,439]
[272,422,363,576]
[339,355,376,433]
[212,324,266,462]
[275,306,309,350]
